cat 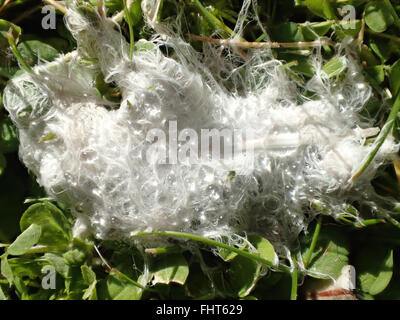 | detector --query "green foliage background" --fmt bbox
[1,0,400,300]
